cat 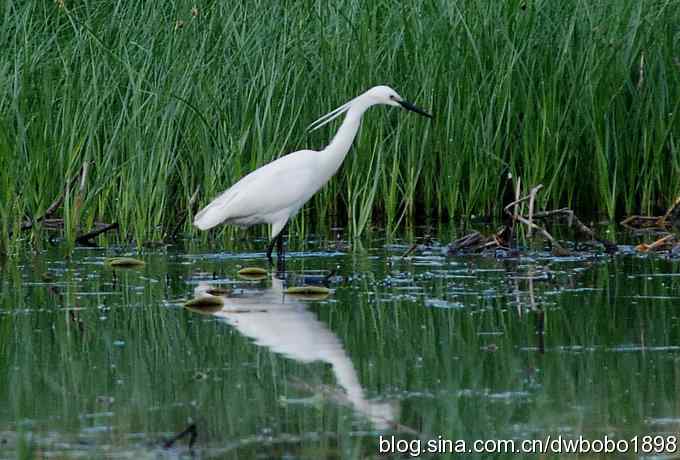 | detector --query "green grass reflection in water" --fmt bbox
[1,241,680,458]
